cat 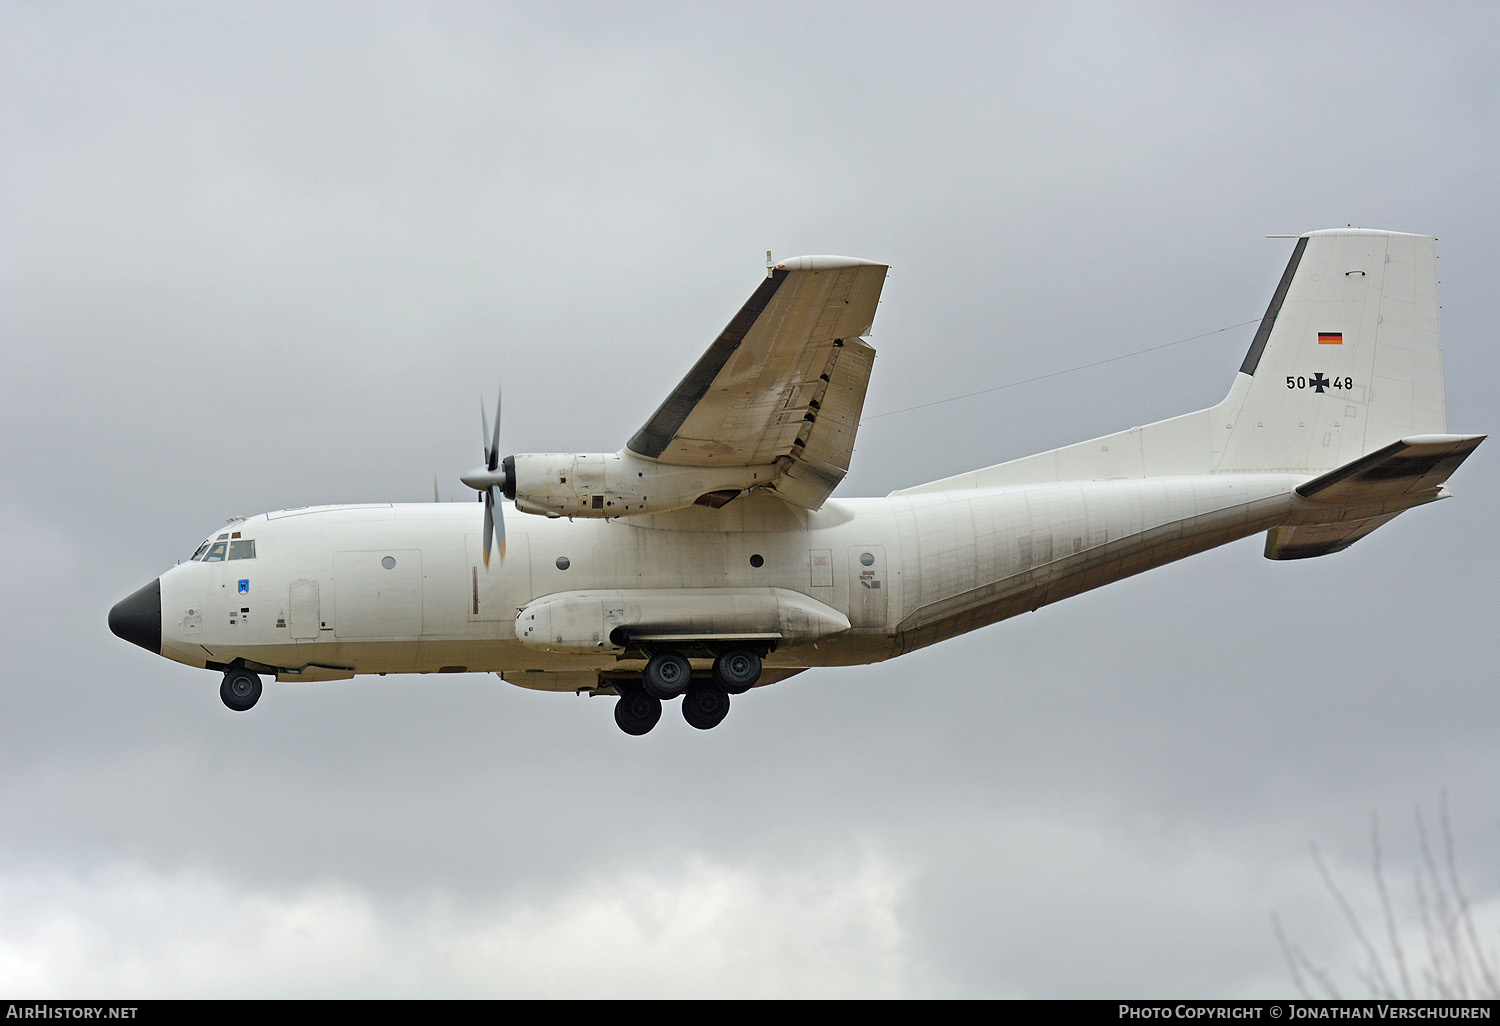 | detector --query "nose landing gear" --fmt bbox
[220,668,262,711]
